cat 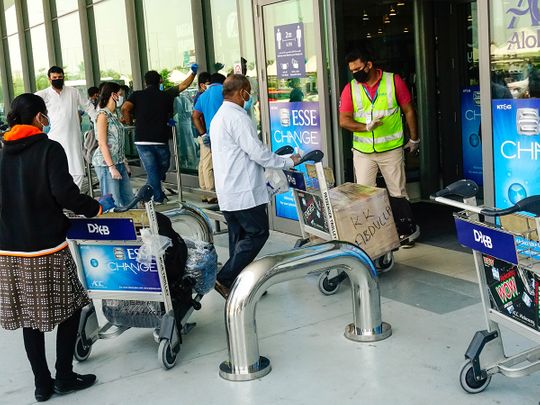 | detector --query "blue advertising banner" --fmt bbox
[461,86,483,185]
[67,218,137,241]
[274,23,305,79]
[454,218,518,264]
[78,244,161,292]
[270,101,321,220]
[492,98,540,209]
